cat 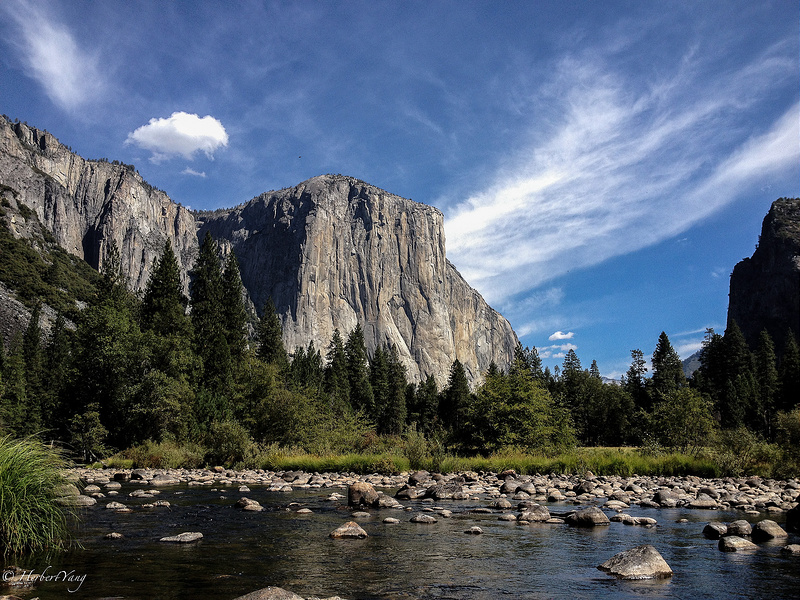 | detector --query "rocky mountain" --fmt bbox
[728,197,800,354]
[0,117,517,384]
